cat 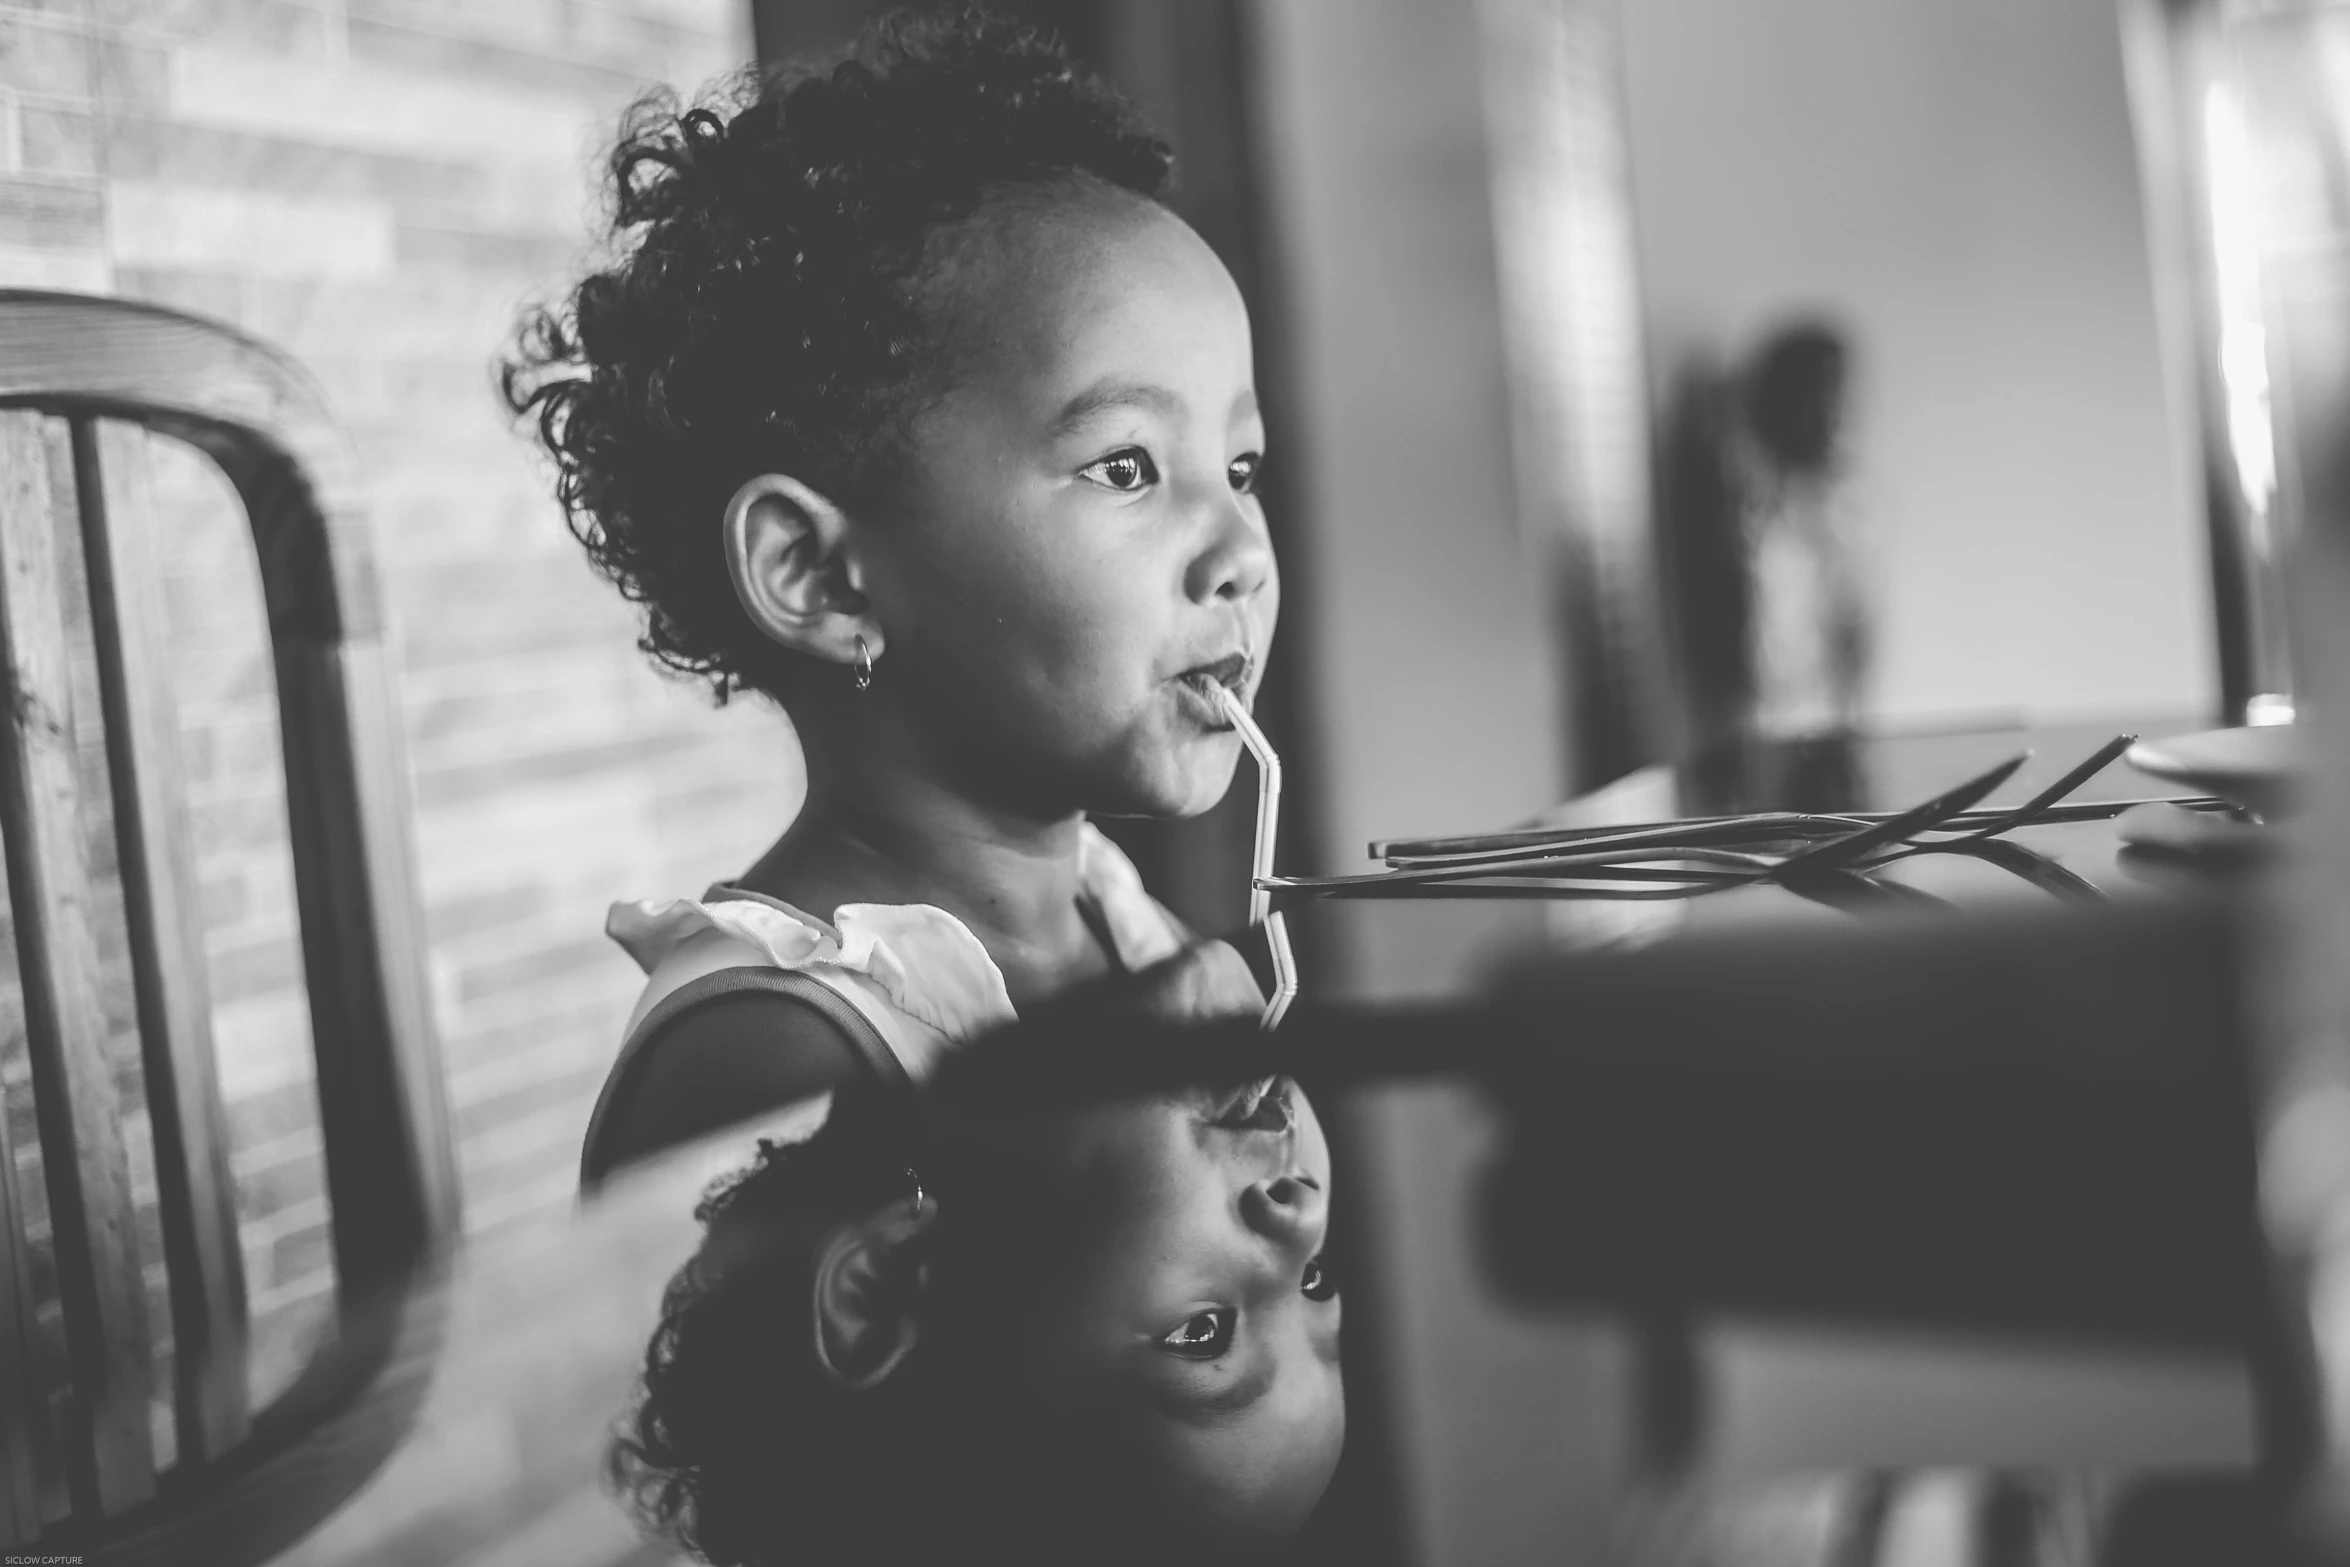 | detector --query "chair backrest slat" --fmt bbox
[0,410,155,1518]
[0,938,45,1544]
[73,417,249,1467]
